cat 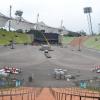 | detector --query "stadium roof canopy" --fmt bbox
[9,17,35,31]
[0,12,69,34]
[0,12,10,27]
